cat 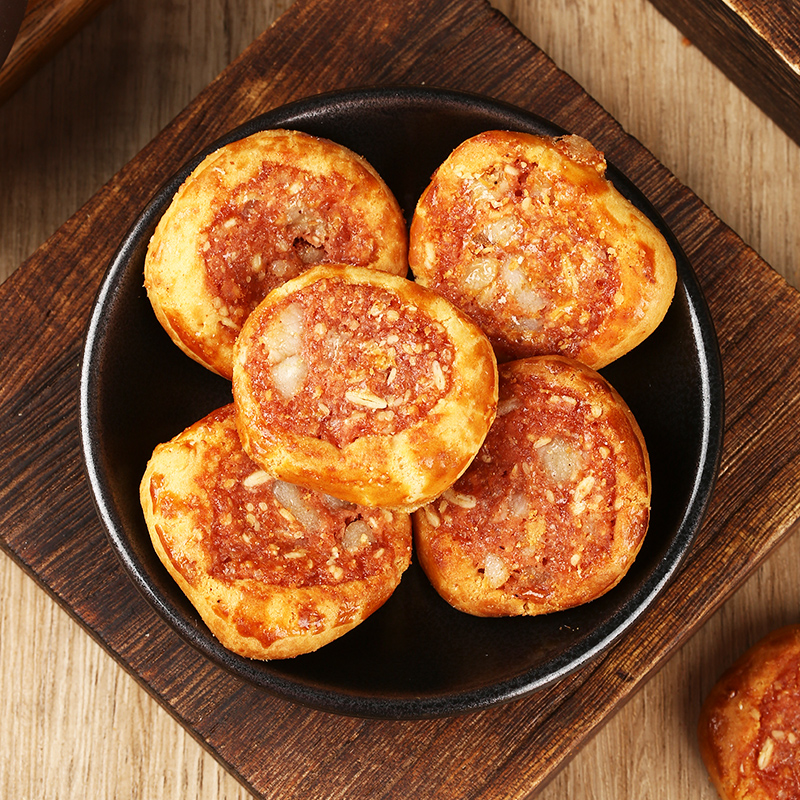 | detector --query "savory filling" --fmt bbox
[149,410,403,586]
[416,135,658,358]
[201,163,379,333]
[749,657,800,793]
[421,366,646,600]
[244,279,456,447]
